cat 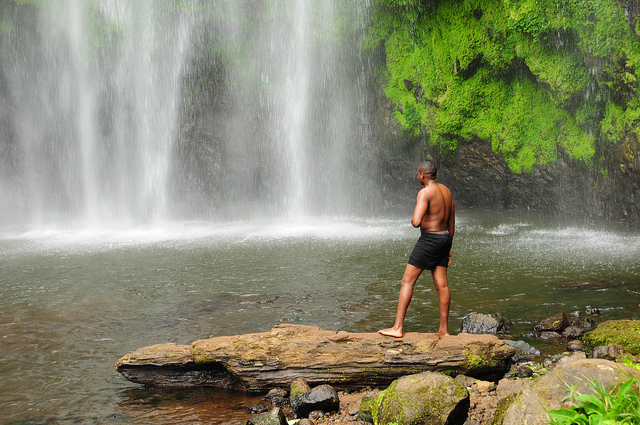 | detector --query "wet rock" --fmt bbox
[290,379,312,405]
[460,313,512,334]
[520,331,540,338]
[592,344,625,361]
[534,312,569,332]
[247,404,270,414]
[372,372,469,425]
[290,383,339,419]
[264,388,288,406]
[246,407,288,425]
